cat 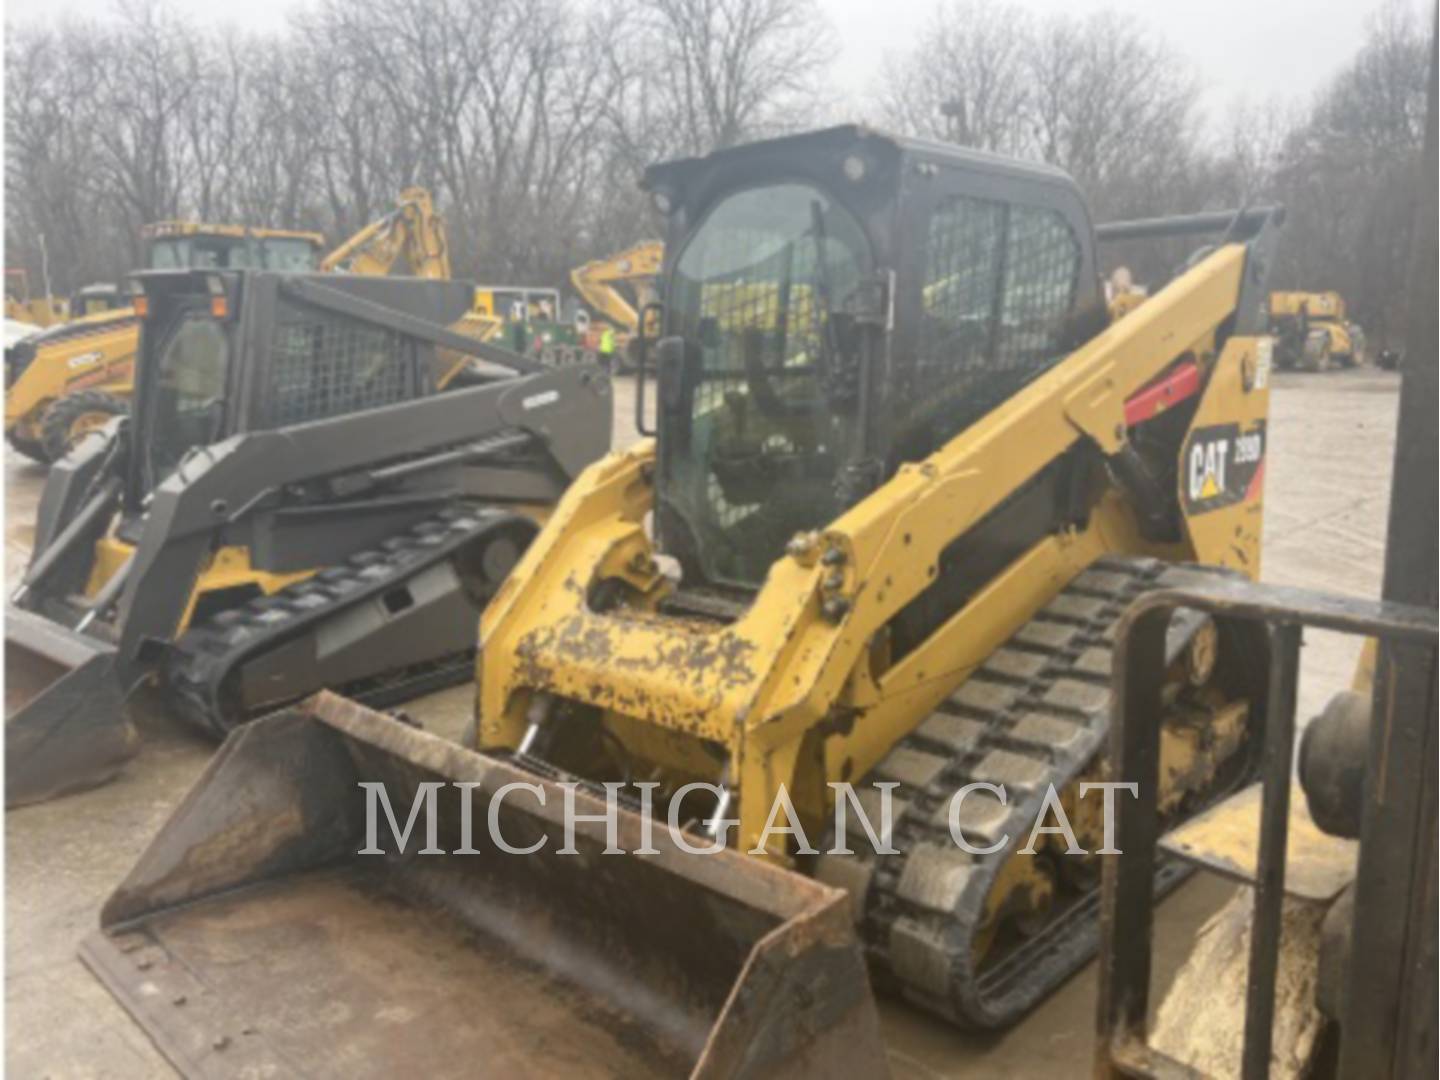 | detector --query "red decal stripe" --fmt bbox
[1124,360,1202,427]
[1245,457,1266,501]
